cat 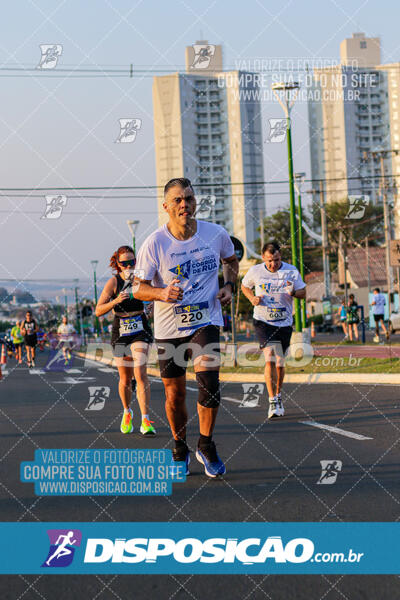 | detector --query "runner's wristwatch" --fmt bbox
[224,281,236,293]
